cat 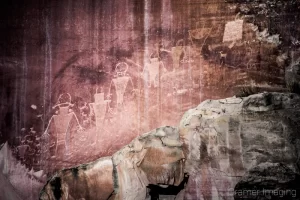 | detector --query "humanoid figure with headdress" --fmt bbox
[108,62,134,112]
[89,87,111,143]
[42,93,83,158]
[142,44,167,88]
